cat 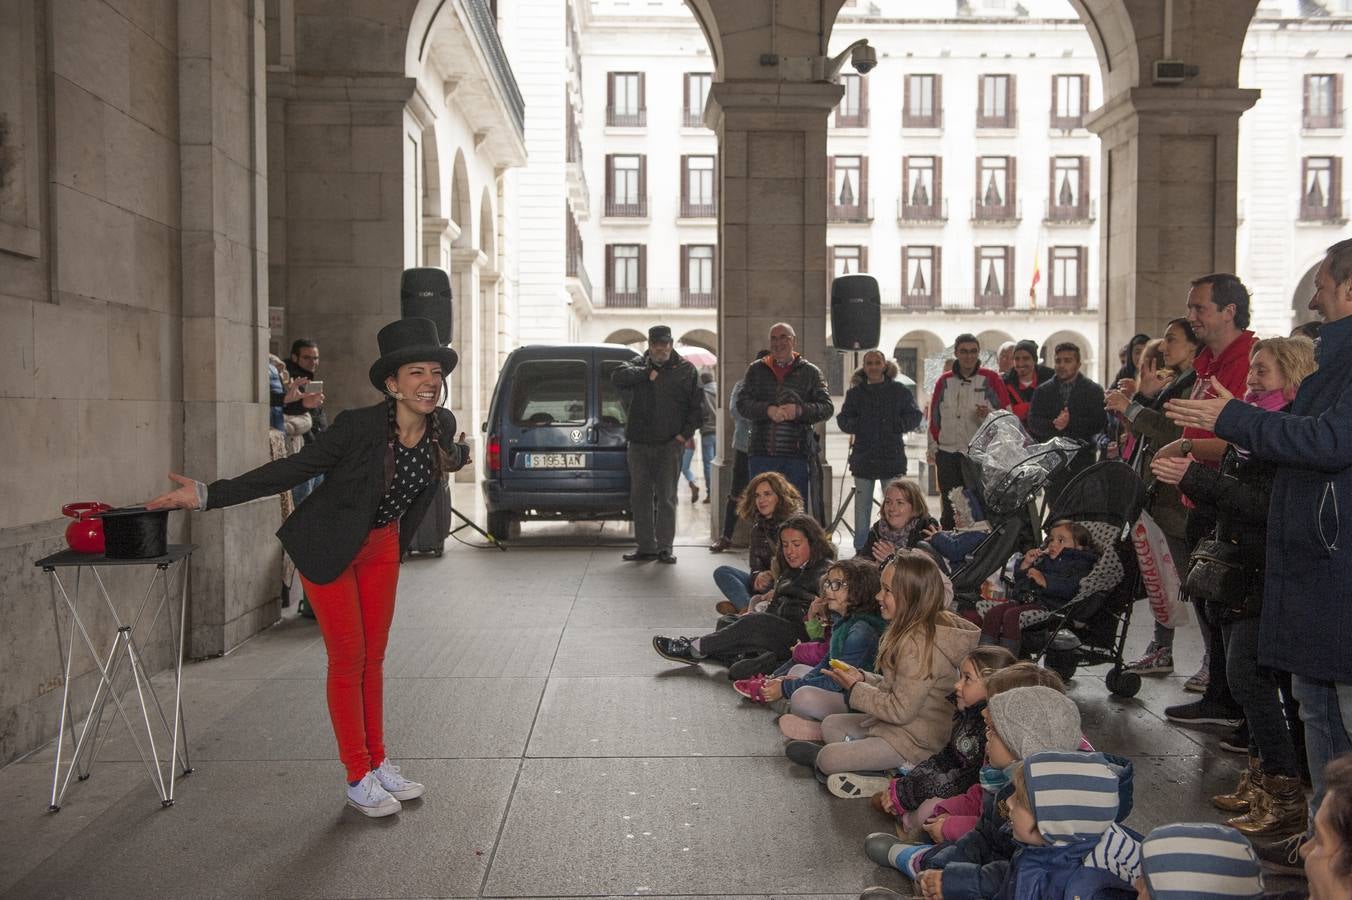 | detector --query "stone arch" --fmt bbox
[1044,329,1096,371]
[449,148,472,248]
[678,328,718,353]
[605,328,647,348]
[421,124,442,218]
[479,185,496,265]
[976,329,1015,353]
[1292,258,1322,328]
